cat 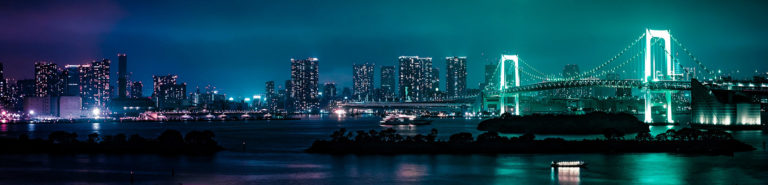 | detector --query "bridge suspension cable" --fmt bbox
[670,35,716,78]
[569,32,647,80]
